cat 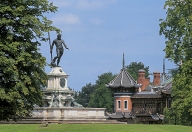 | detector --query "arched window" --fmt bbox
[124,100,128,110]
[117,100,121,110]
